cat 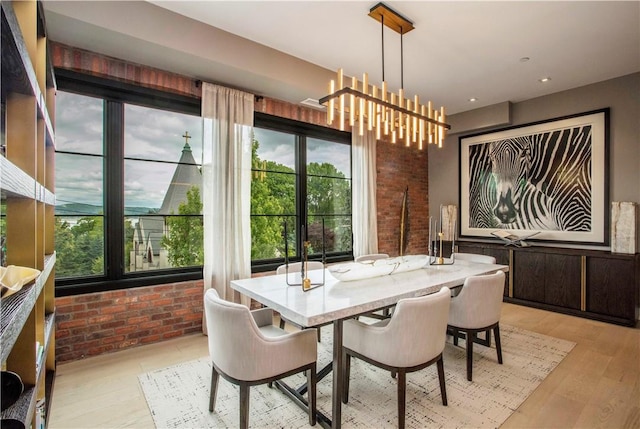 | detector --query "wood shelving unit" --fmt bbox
[1,1,56,427]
